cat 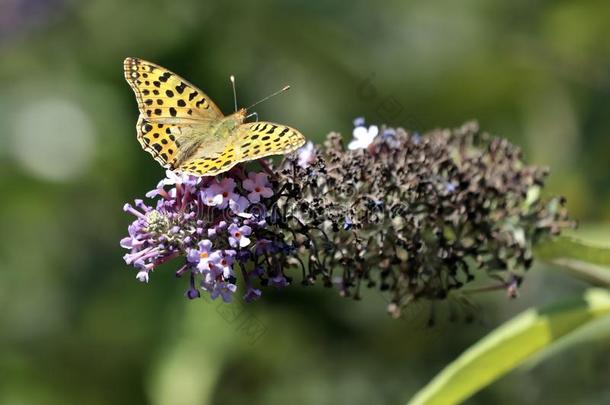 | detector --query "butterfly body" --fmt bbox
[211,108,246,144]
[124,58,305,176]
